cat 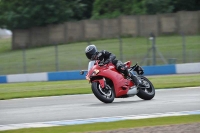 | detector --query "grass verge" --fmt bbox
[0,73,200,100]
[1,115,200,133]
